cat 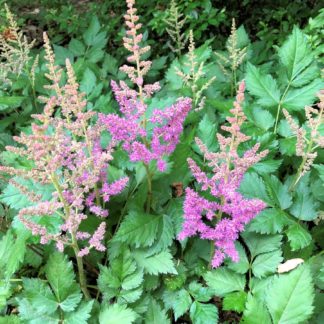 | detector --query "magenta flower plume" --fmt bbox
[178,81,268,268]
